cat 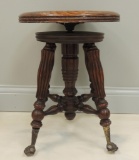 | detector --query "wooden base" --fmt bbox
[24,30,118,156]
